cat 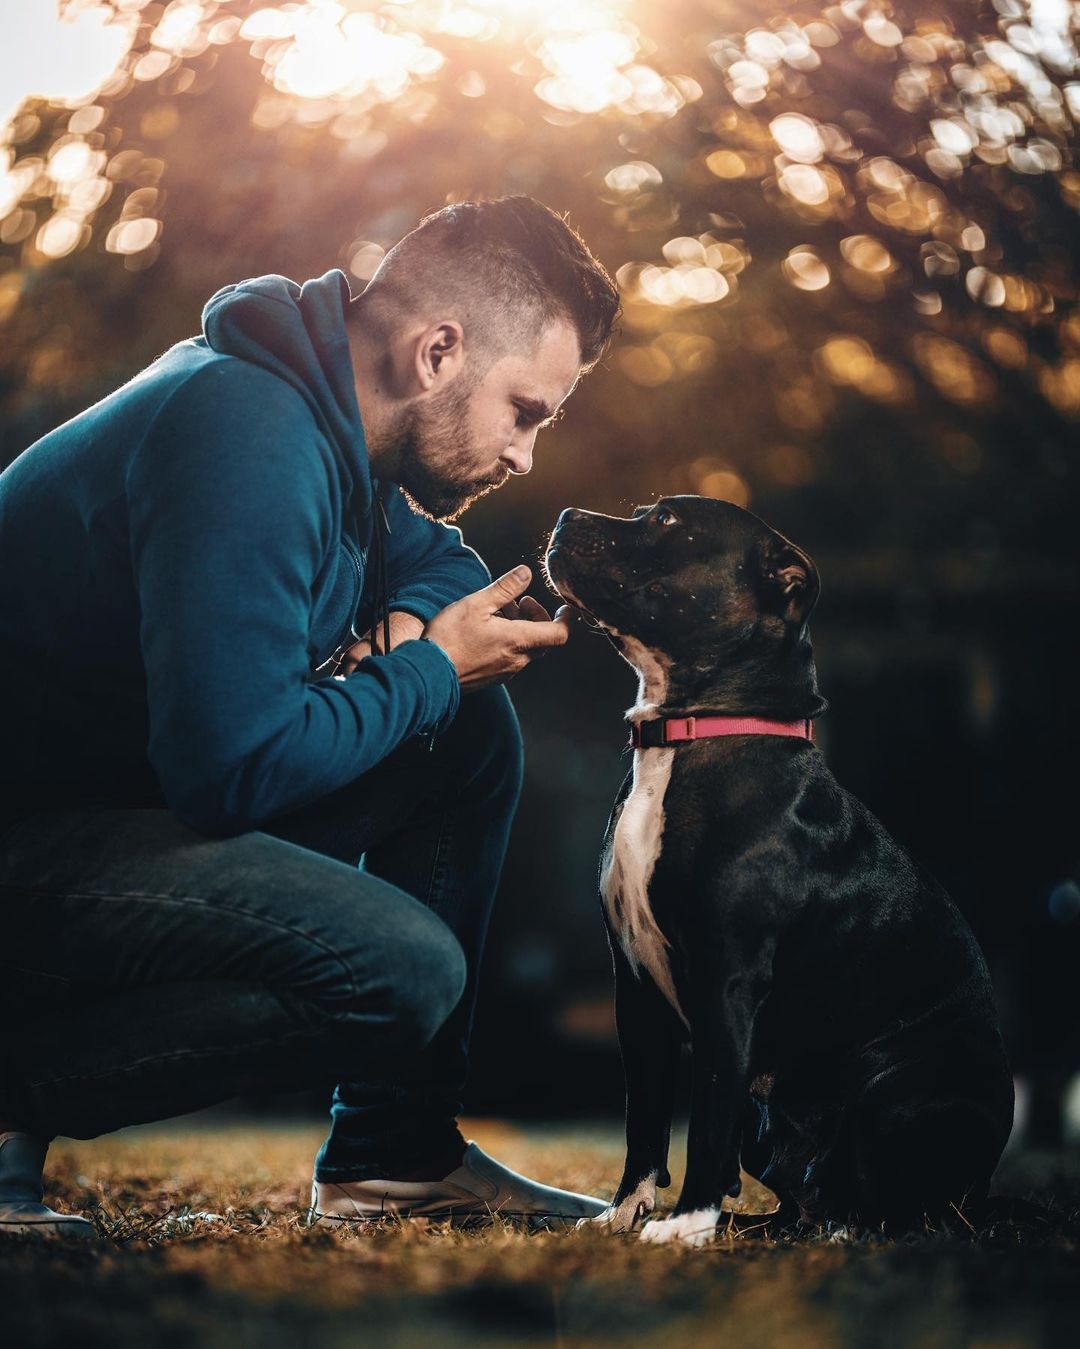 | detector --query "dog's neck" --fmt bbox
[621,630,827,724]
[617,635,674,723]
